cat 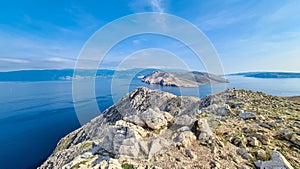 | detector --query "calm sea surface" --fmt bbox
[1,76,300,169]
